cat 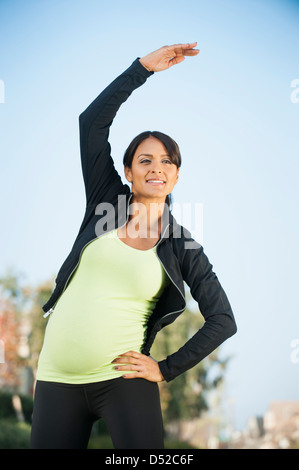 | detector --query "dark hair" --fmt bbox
[123,131,181,207]
[123,131,181,168]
